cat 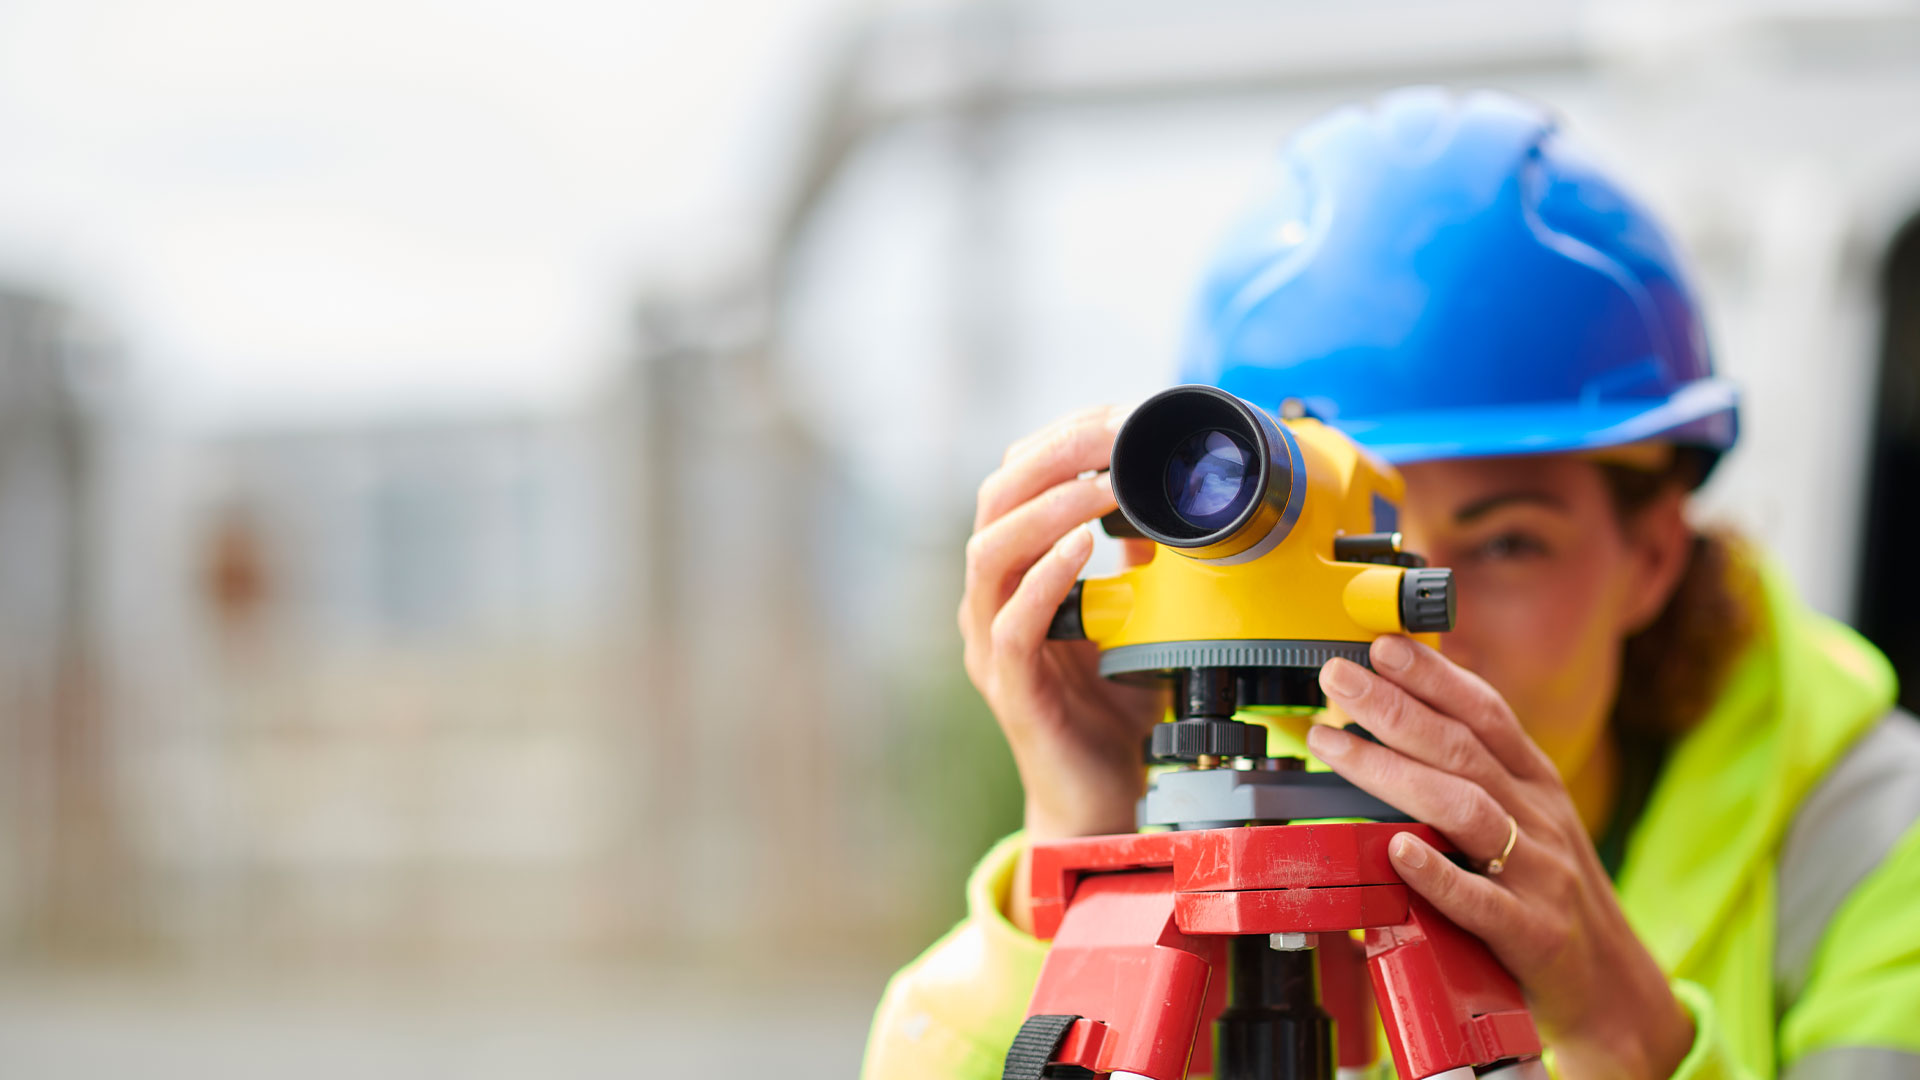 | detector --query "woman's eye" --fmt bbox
[1474,532,1548,561]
